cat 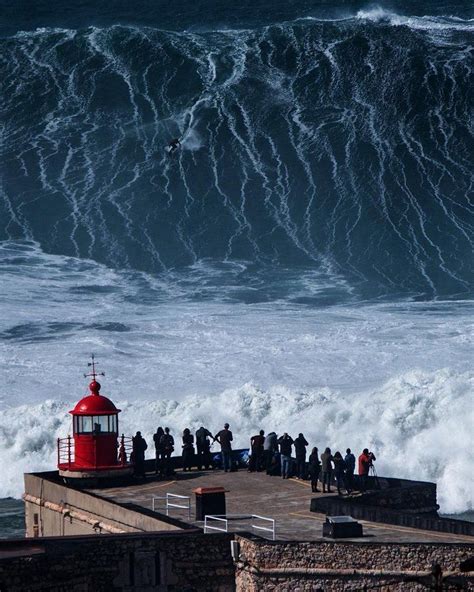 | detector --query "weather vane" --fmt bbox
[84,354,105,381]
